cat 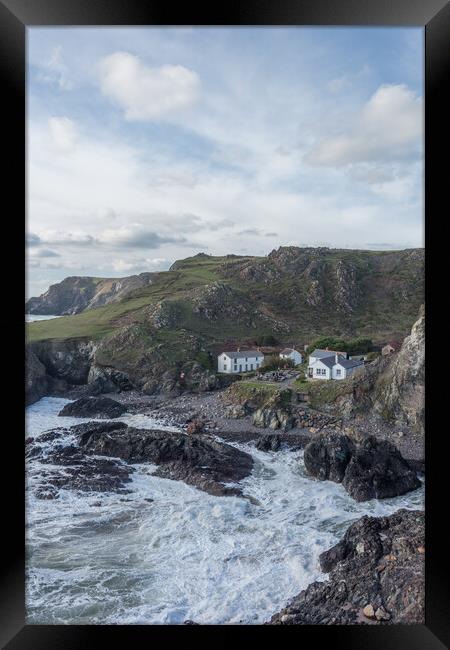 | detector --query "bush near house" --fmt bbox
[261,354,295,372]
[306,337,373,356]
[254,334,279,346]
